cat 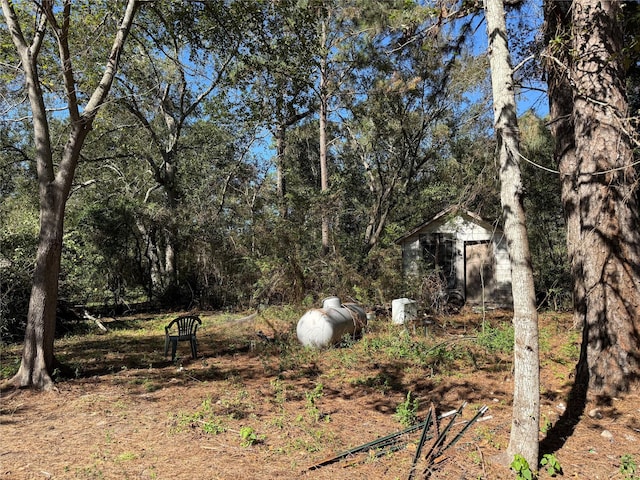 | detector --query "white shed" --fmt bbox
[396,207,513,308]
